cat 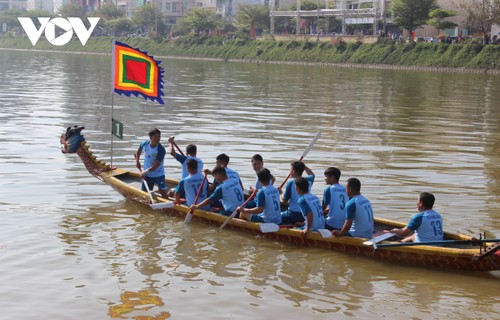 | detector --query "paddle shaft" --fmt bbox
[172,140,185,156]
[278,131,321,190]
[184,173,208,223]
[218,189,257,232]
[374,238,500,249]
[135,154,156,204]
